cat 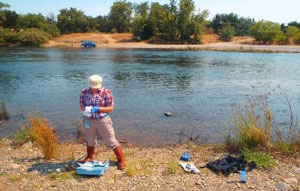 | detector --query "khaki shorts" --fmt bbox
[83,116,120,150]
